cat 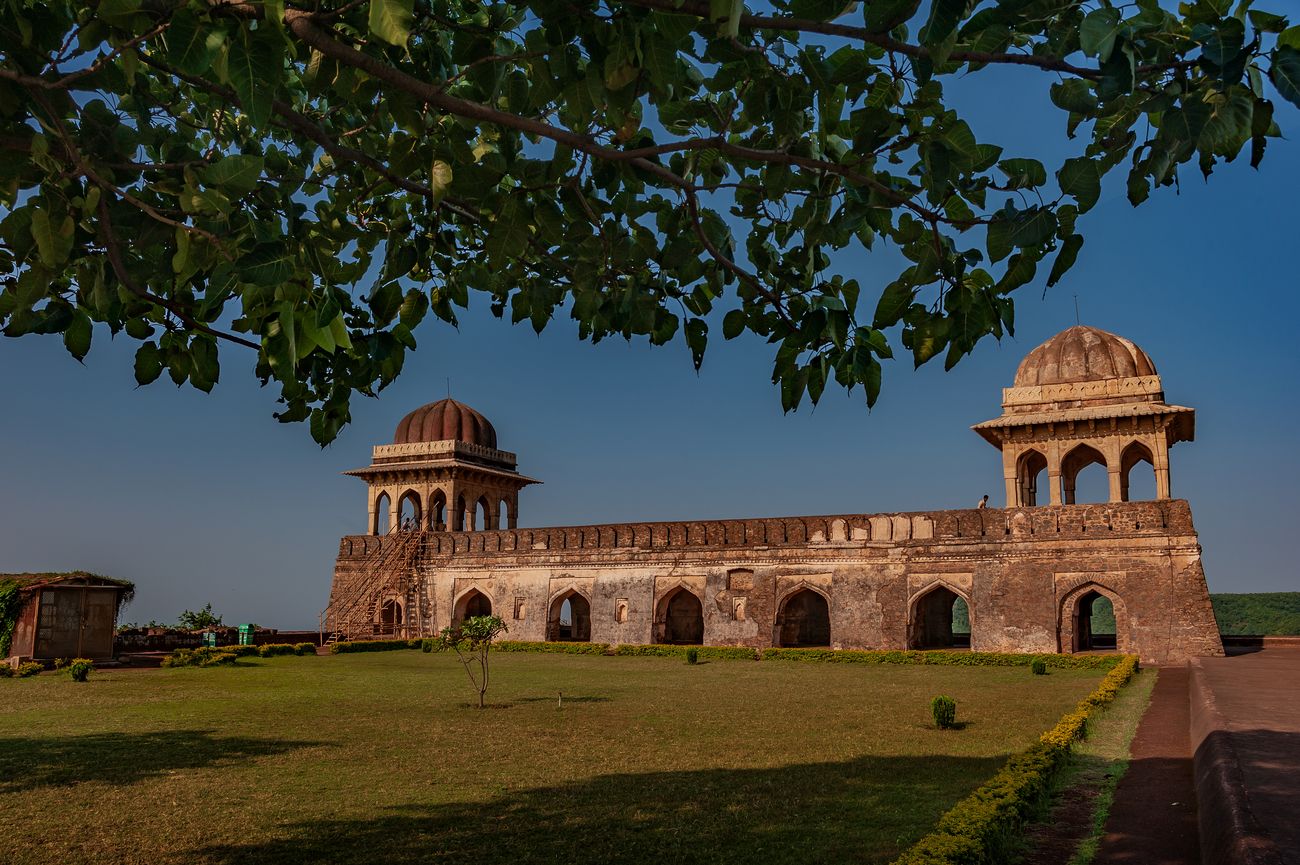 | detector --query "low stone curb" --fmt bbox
[1189,659,1284,865]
